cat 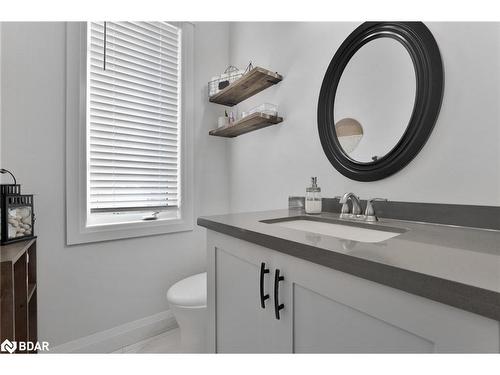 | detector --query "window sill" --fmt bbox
[87,209,182,227]
[67,209,193,245]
